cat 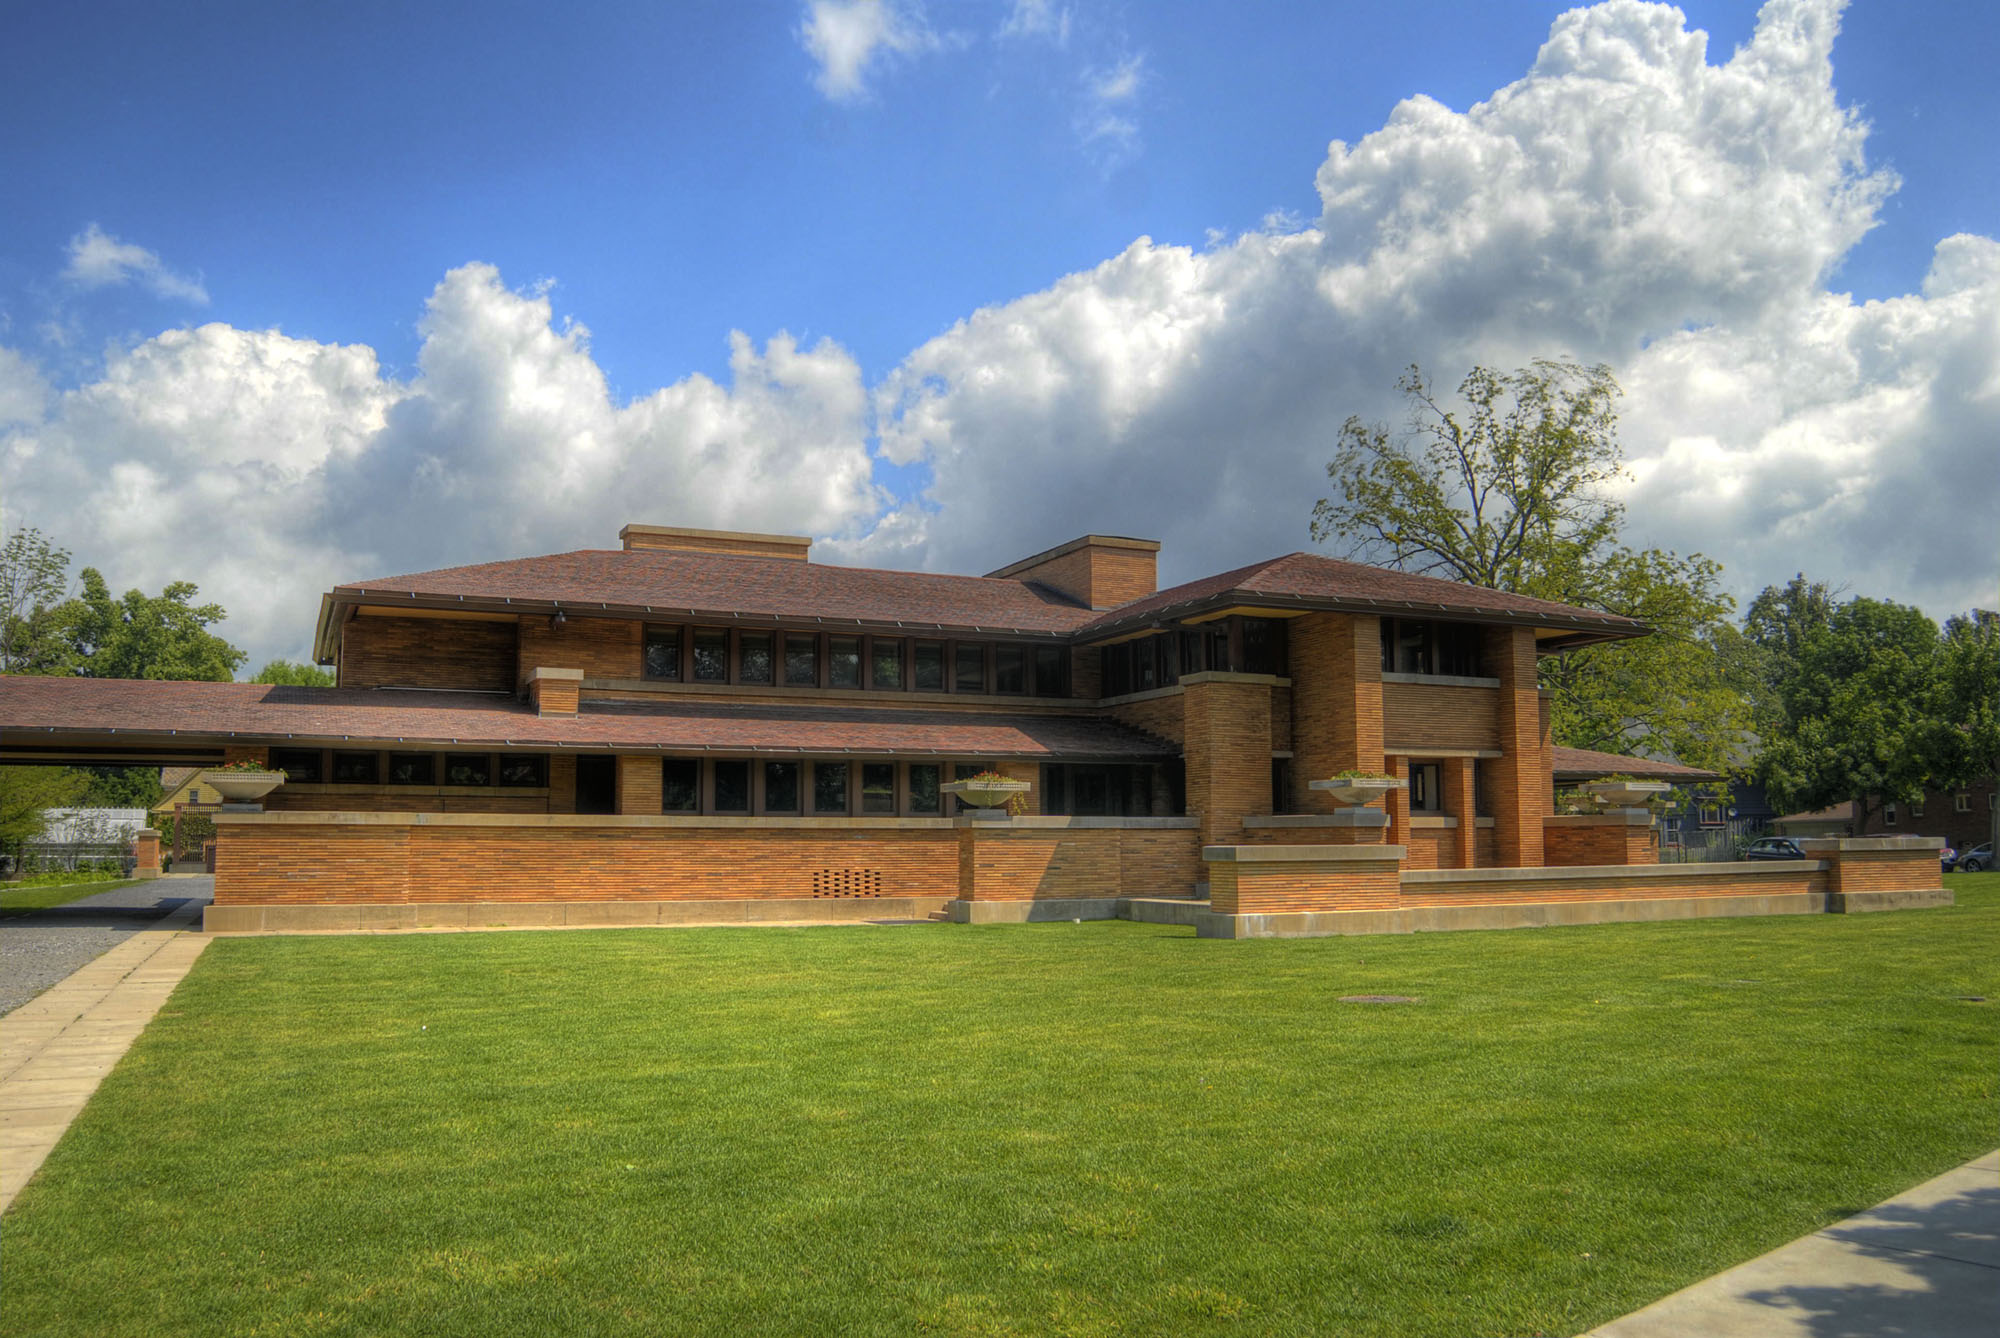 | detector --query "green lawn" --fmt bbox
[5,876,1995,1338]
[0,876,142,914]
